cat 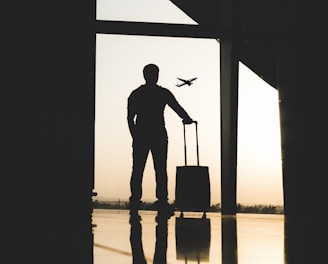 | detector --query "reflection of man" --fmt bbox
[129,215,147,264]
[129,212,169,264]
[127,63,193,215]
[153,213,168,264]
